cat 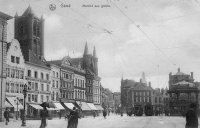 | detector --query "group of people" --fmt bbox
[3,102,199,128]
